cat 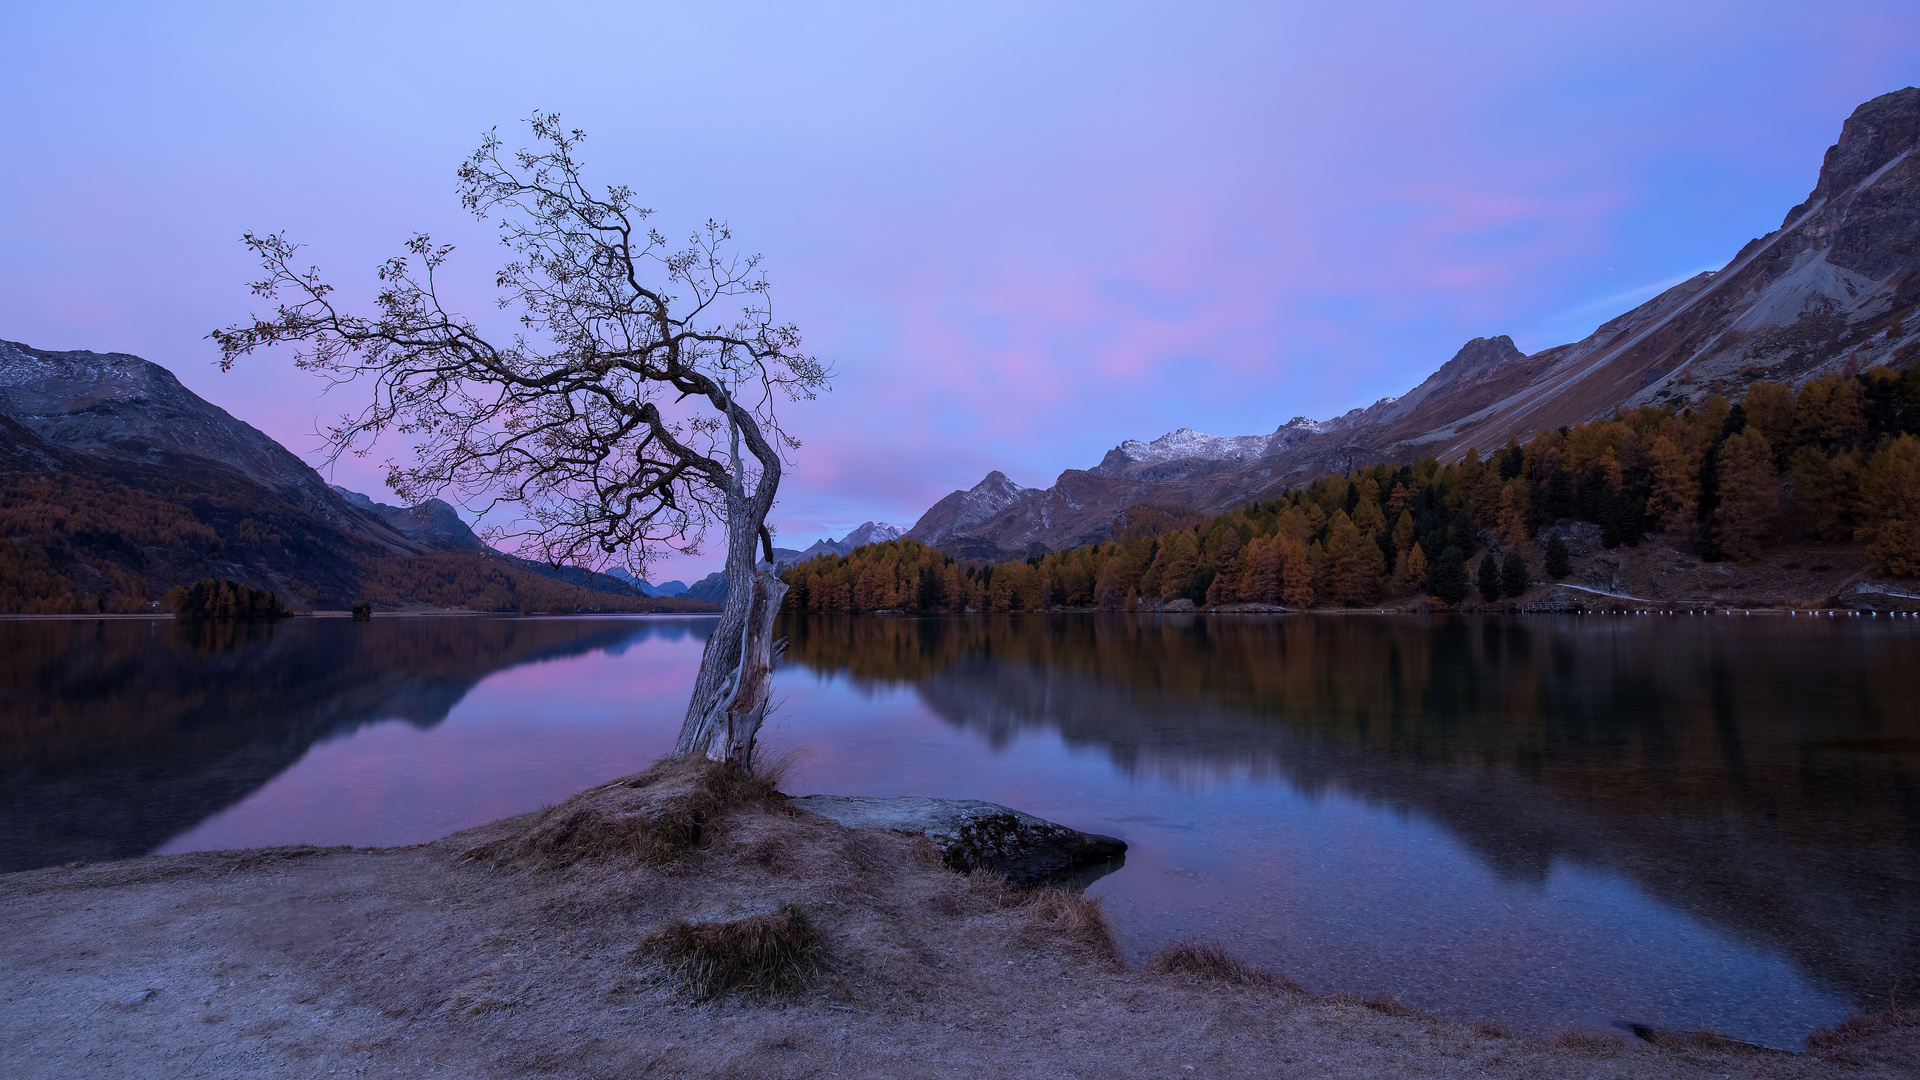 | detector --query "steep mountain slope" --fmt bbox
[0,341,710,613]
[908,87,1920,560]
[0,342,409,542]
